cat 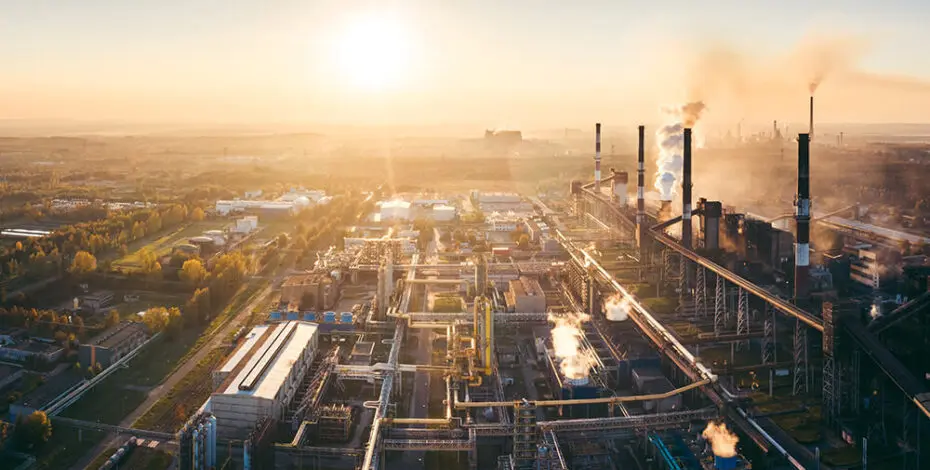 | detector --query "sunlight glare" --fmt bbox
[336,13,412,91]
